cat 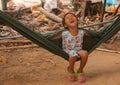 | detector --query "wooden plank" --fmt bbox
[0,44,38,50]
[0,39,32,44]
[0,0,3,10]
